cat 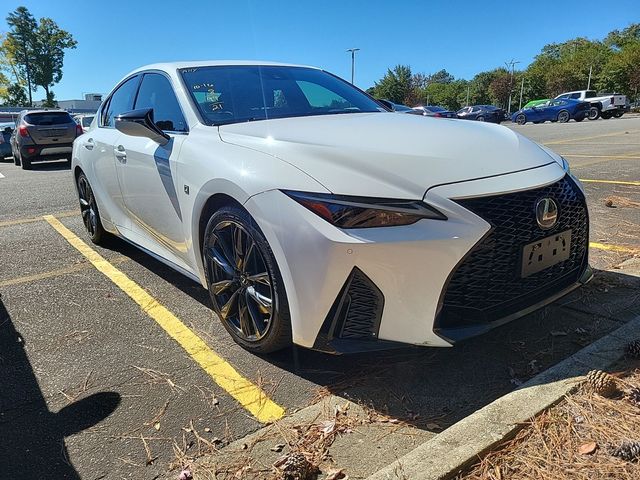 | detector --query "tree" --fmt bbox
[3,83,28,106]
[370,65,414,104]
[5,6,76,106]
[489,73,511,109]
